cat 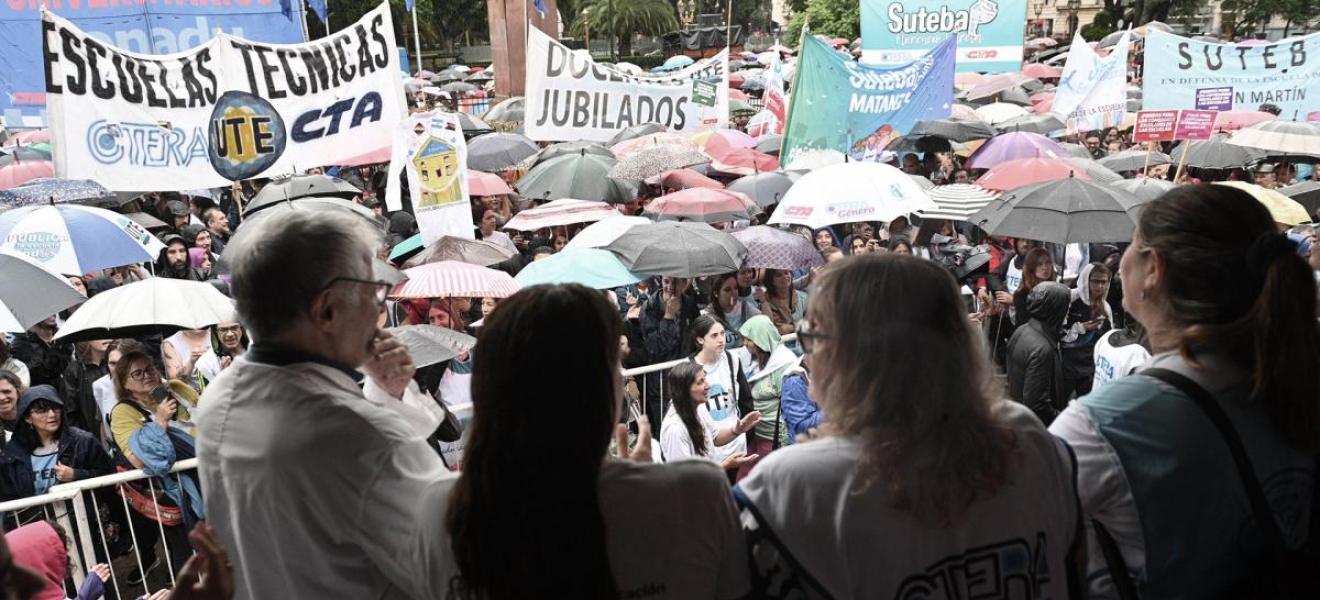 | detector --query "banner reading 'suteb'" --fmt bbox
[525,28,728,142]
[43,3,405,191]
[1143,31,1320,116]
